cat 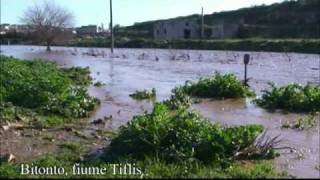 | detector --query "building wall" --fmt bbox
[222,24,240,38]
[153,18,240,40]
[204,23,240,39]
[76,25,97,36]
[153,19,200,40]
